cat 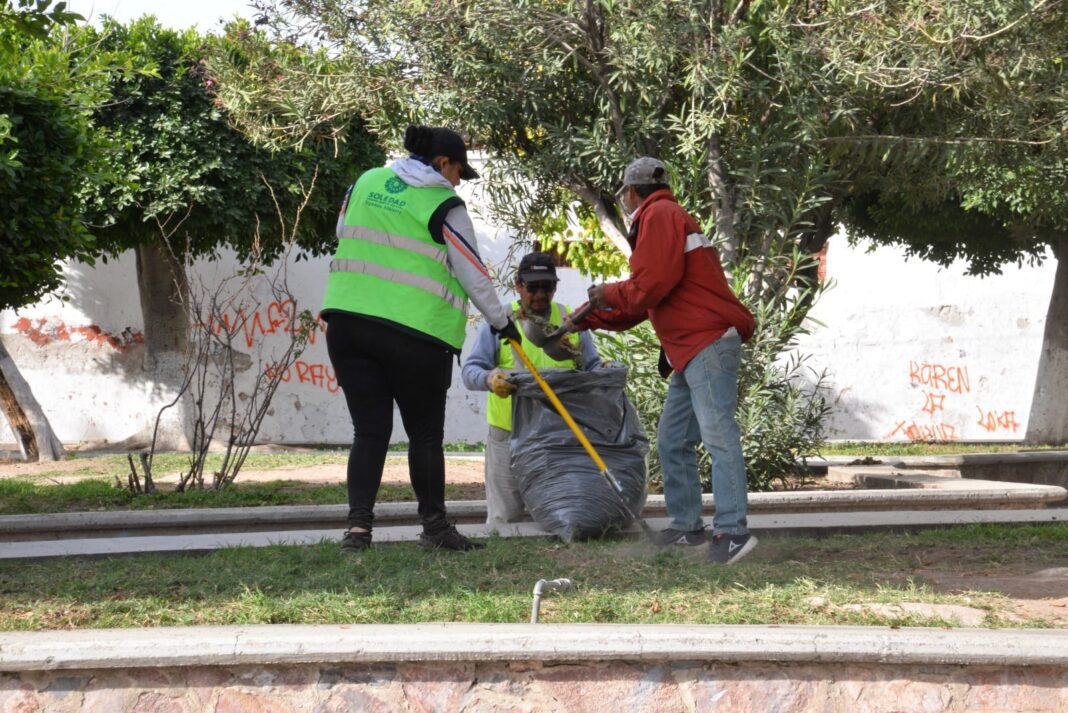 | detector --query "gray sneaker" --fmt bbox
[708,533,757,565]
[652,527,708,547]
